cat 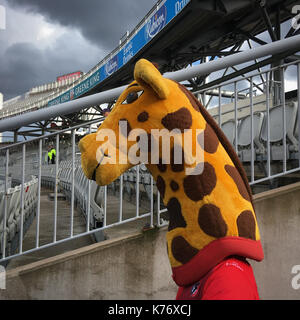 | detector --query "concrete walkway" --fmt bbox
[7,188,153,270]
[104,193,152,240]
[7,188,95,269]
